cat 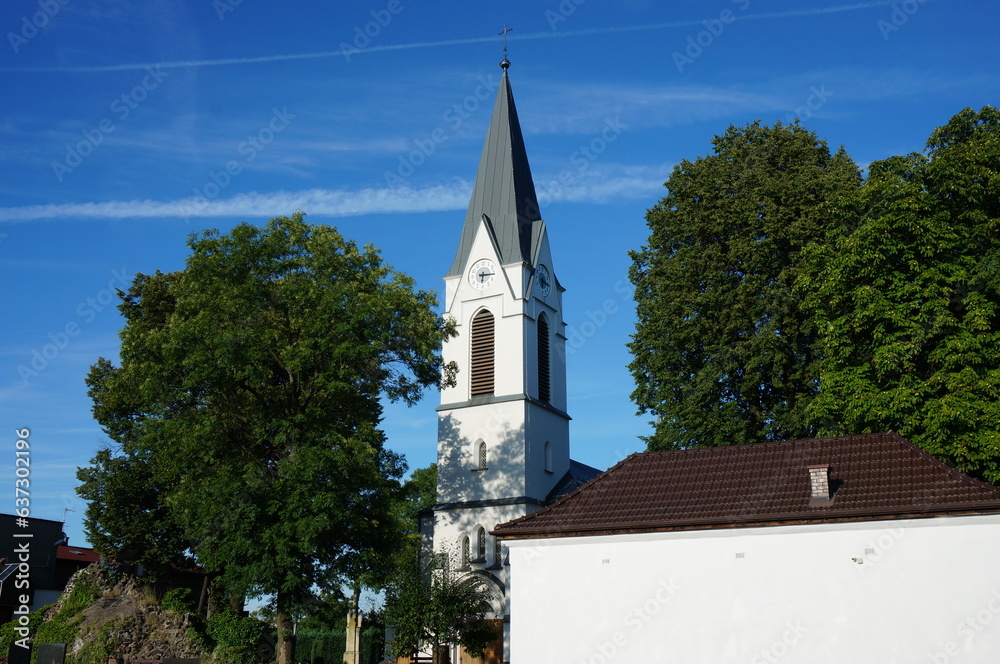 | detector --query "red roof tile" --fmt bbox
[493,432,1000,539]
